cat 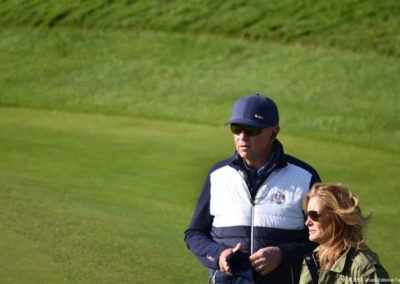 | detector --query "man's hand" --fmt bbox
[249,246,282,276]
[218,243,242,275]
